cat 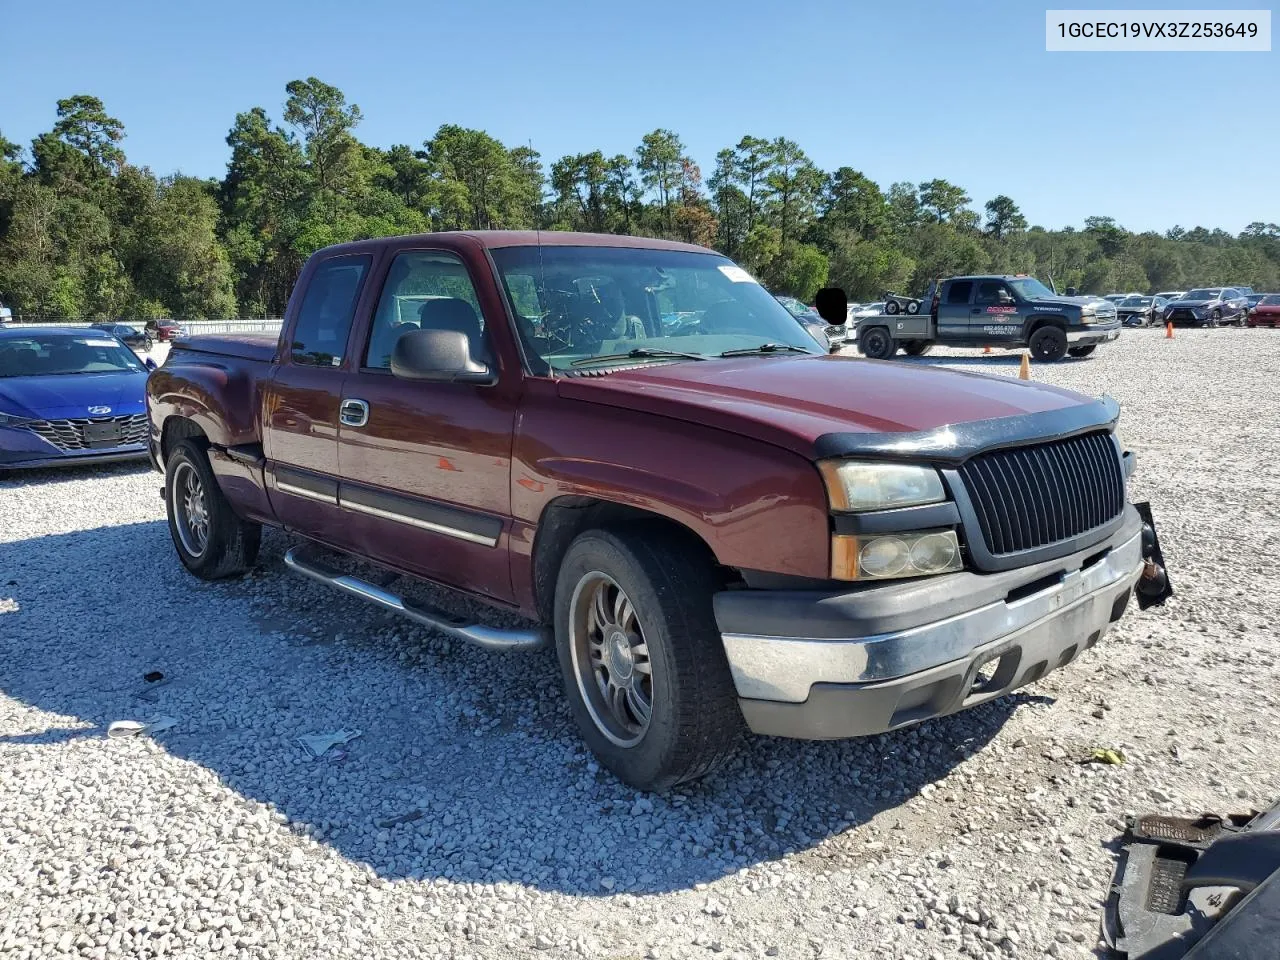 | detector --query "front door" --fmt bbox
[262,253,371,539]
[336,249,517,603]
[936,279,976,339]
[971,279,1023,344]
